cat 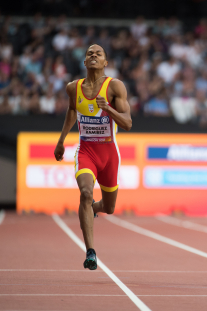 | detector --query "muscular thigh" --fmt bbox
[101,188,118,214]
[97,143,120,192]
[77,173,94,194]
